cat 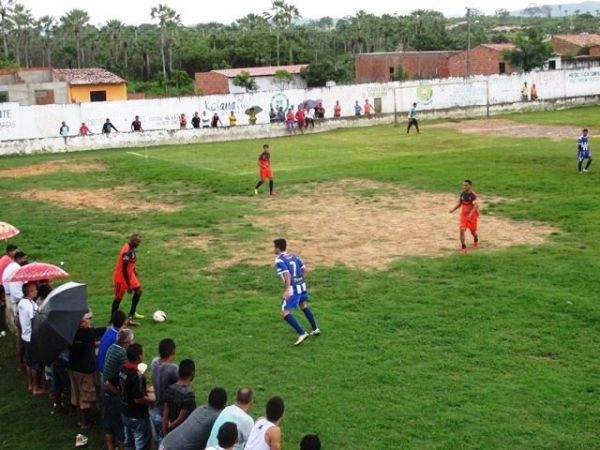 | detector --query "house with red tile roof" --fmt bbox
[549,34,600,56]
[52,68,127,103]
[195,64,308,95]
